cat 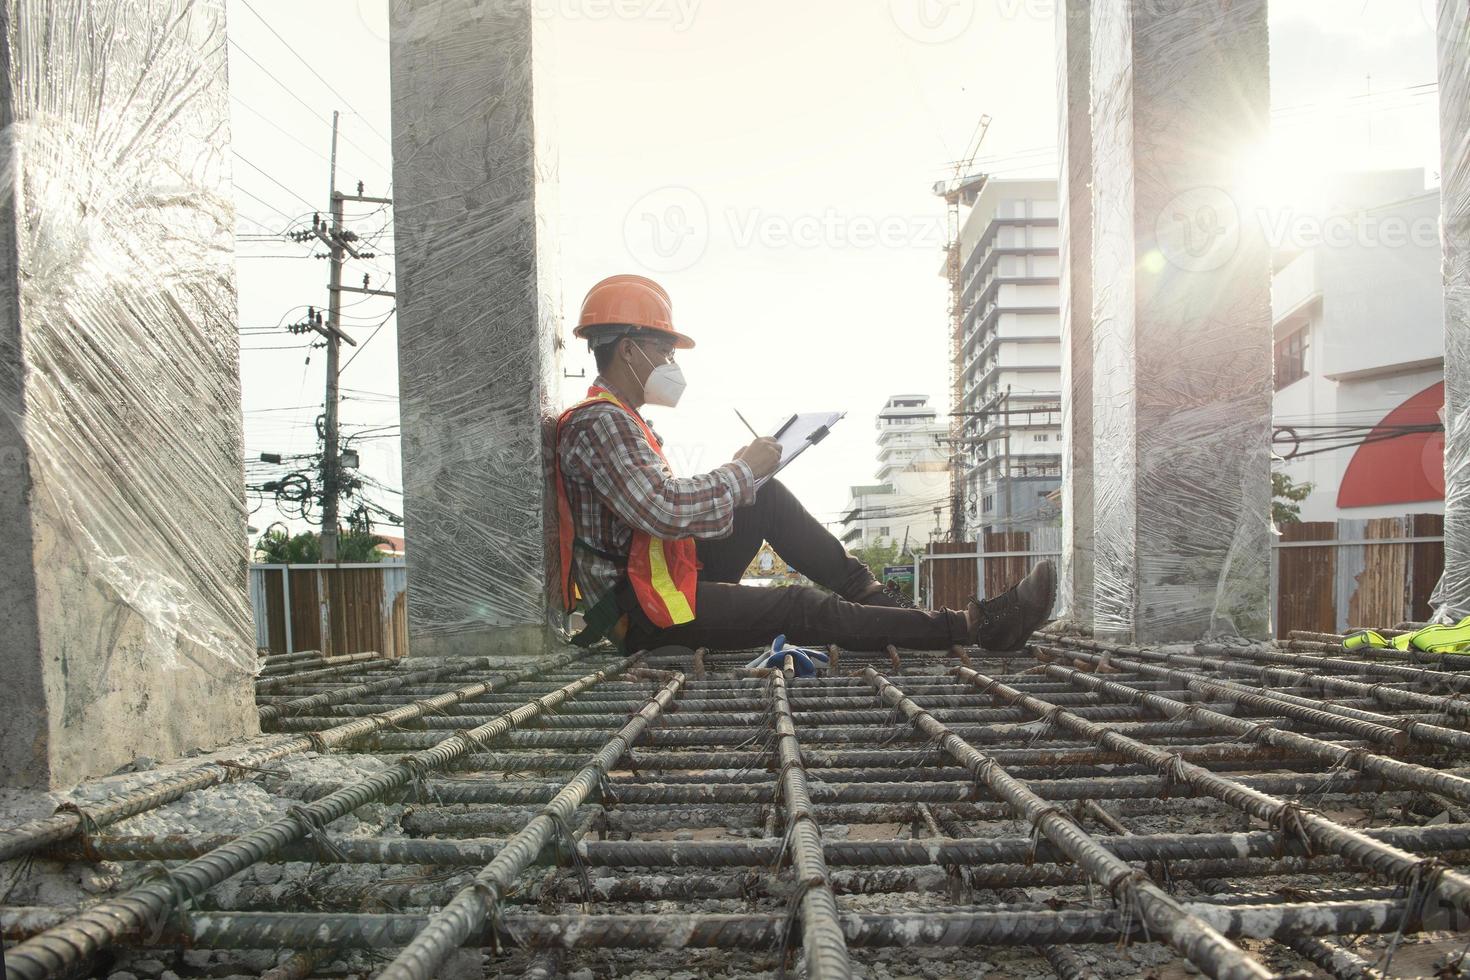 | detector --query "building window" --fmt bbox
[878,526,890,536]
[1274,326,1308,390]
[982,494,993,514]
